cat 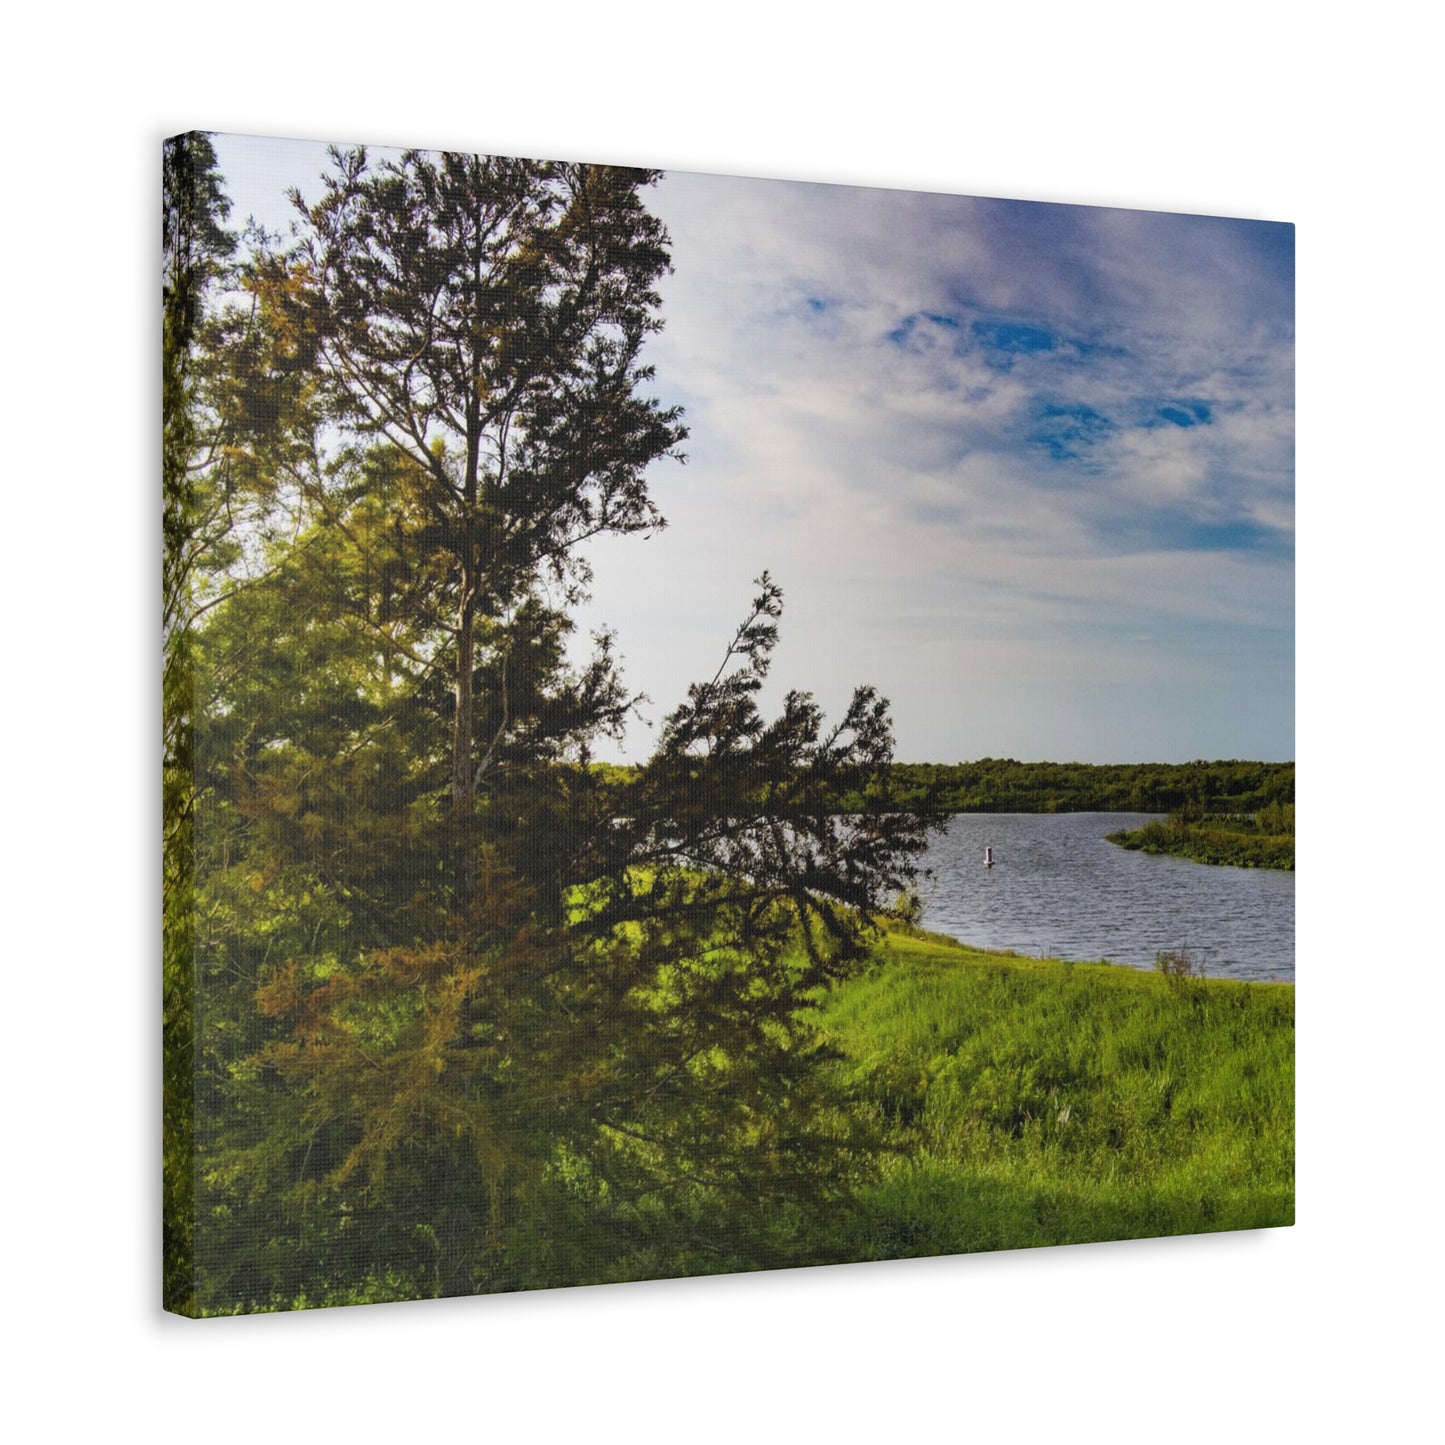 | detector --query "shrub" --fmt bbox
[891,888,926,928]
[1154,944,1205,979]
[1256,801,1295,836]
